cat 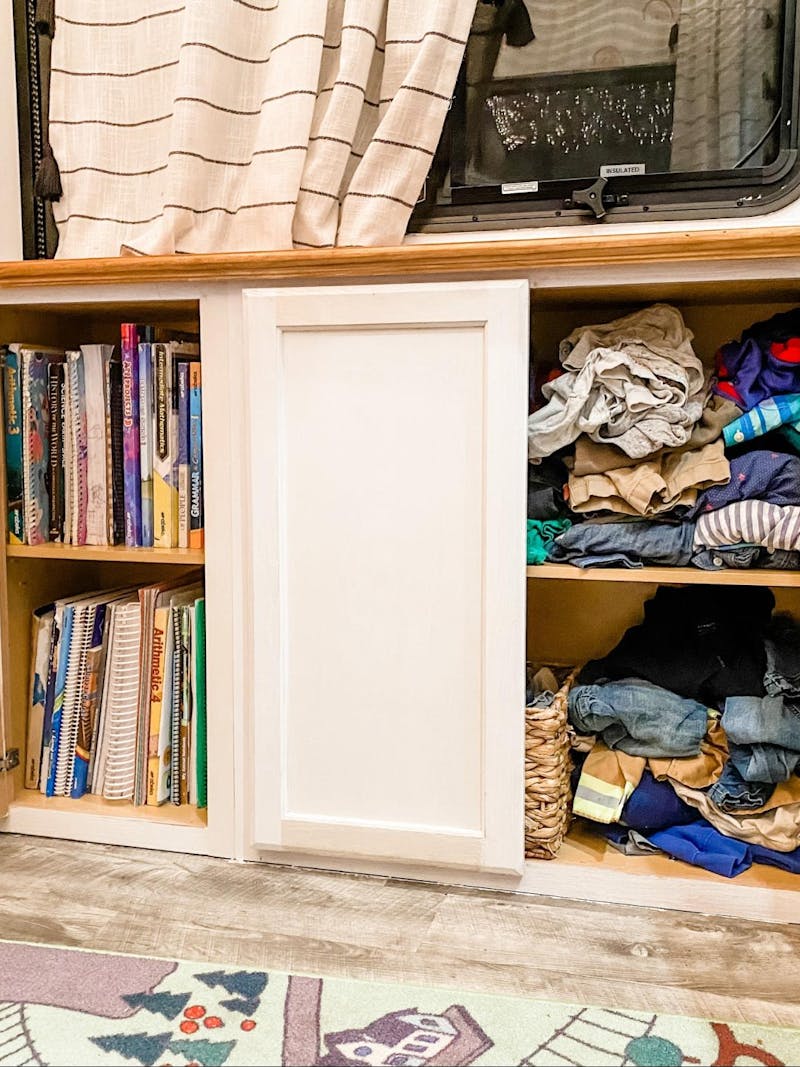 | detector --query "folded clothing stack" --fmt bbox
[567,586,800,877]
[527,304,800,570]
